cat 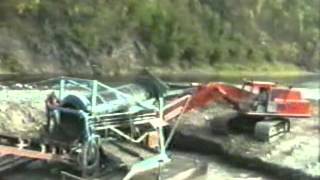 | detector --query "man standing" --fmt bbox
[45,92,60,133]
